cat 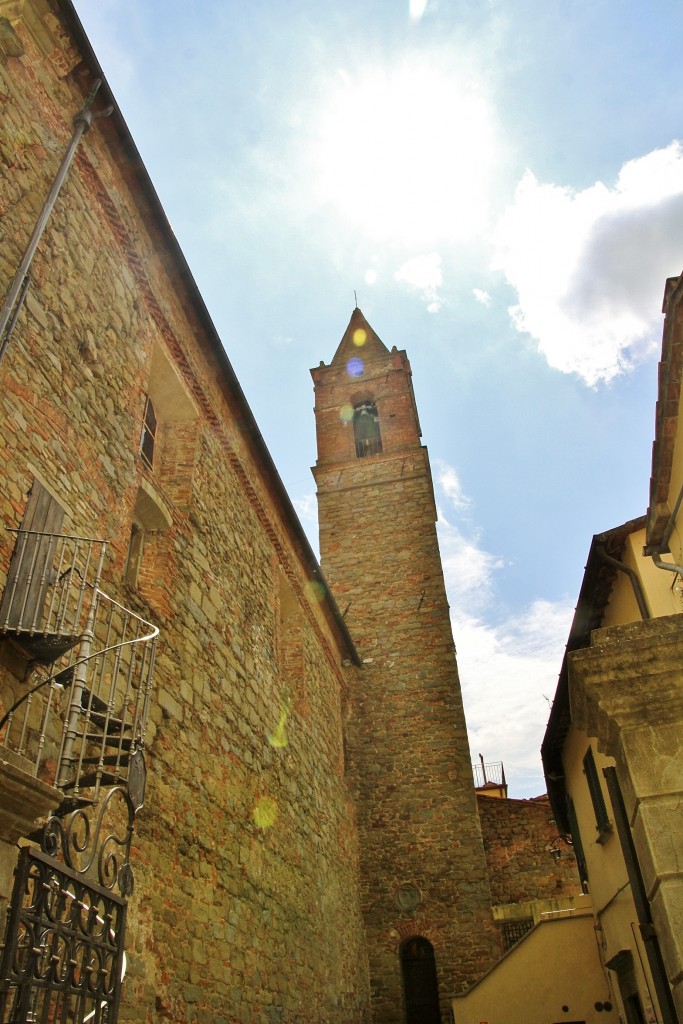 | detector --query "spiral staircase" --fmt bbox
[0,527,157,811]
